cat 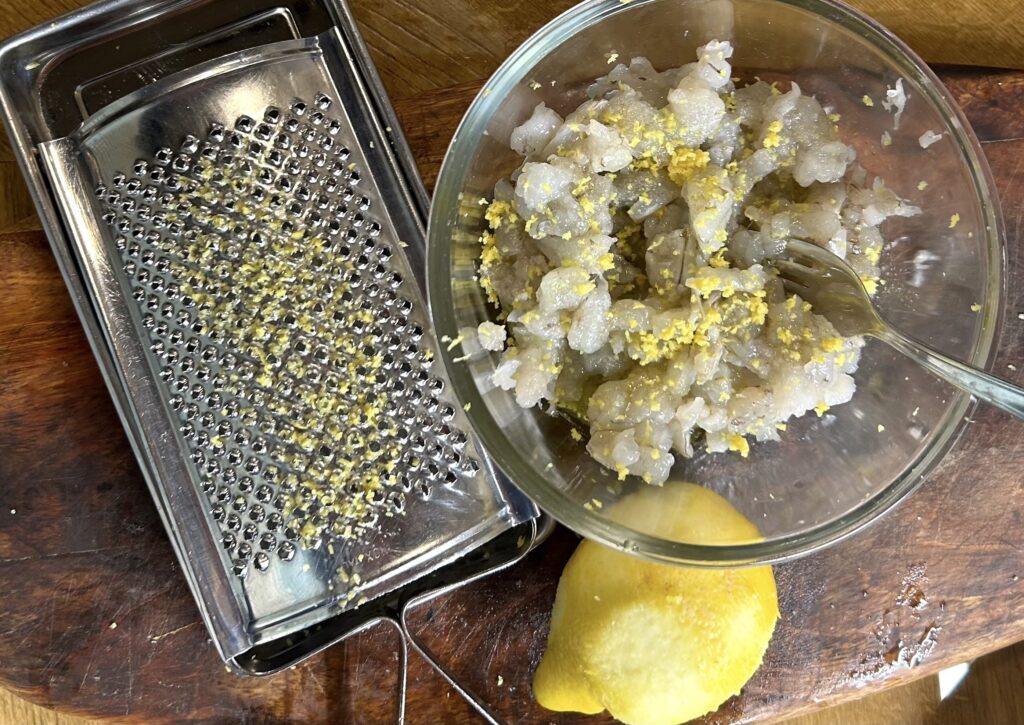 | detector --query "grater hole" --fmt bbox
[277,541,295,560]
[235,115,255,133]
